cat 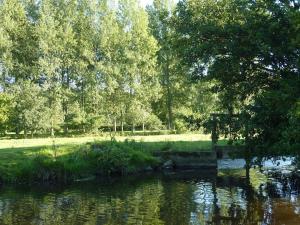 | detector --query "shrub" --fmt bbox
[94,140,158,175]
